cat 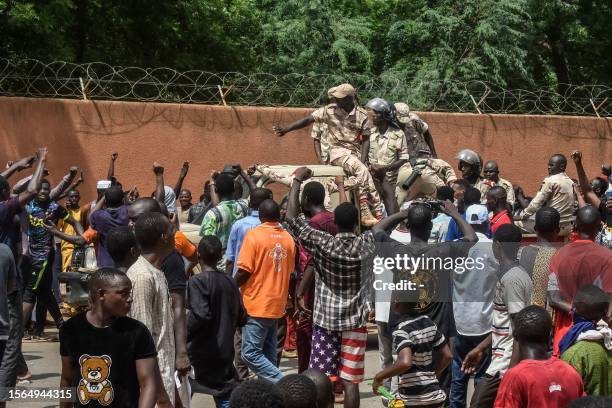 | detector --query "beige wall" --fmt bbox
[1,97,610,202]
